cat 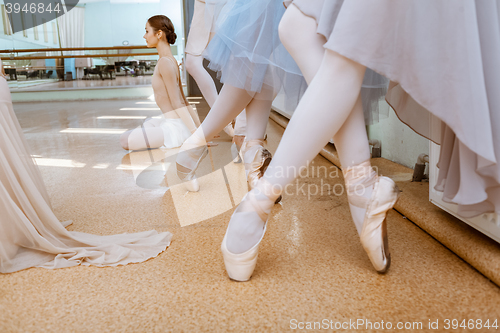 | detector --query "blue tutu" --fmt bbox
[203,0,303,94]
